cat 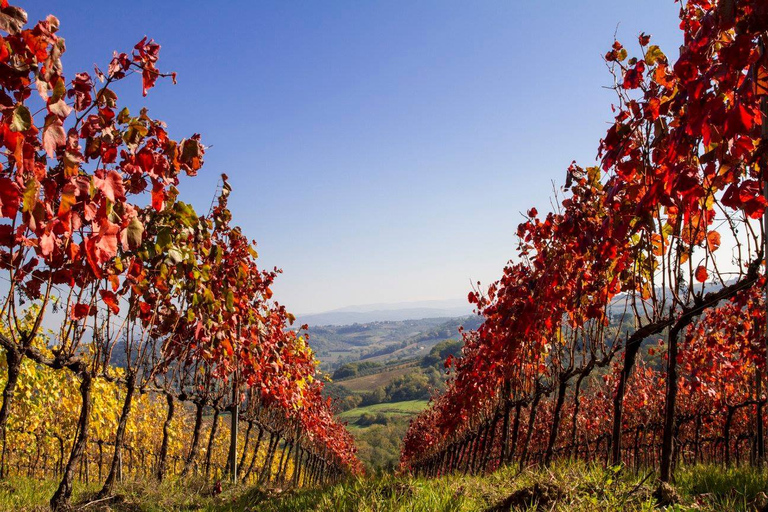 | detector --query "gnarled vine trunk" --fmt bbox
[244,424,264,481]
[519,387,542,471]
[611,340,641,466]
[660,324,683,482]
[205,407,221,479]
[99,373,136,497]
[544,378,569,466]
[0,347,21,480]
[182,401,205,476]
[50,371,92,511]
[157,392,175,481]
